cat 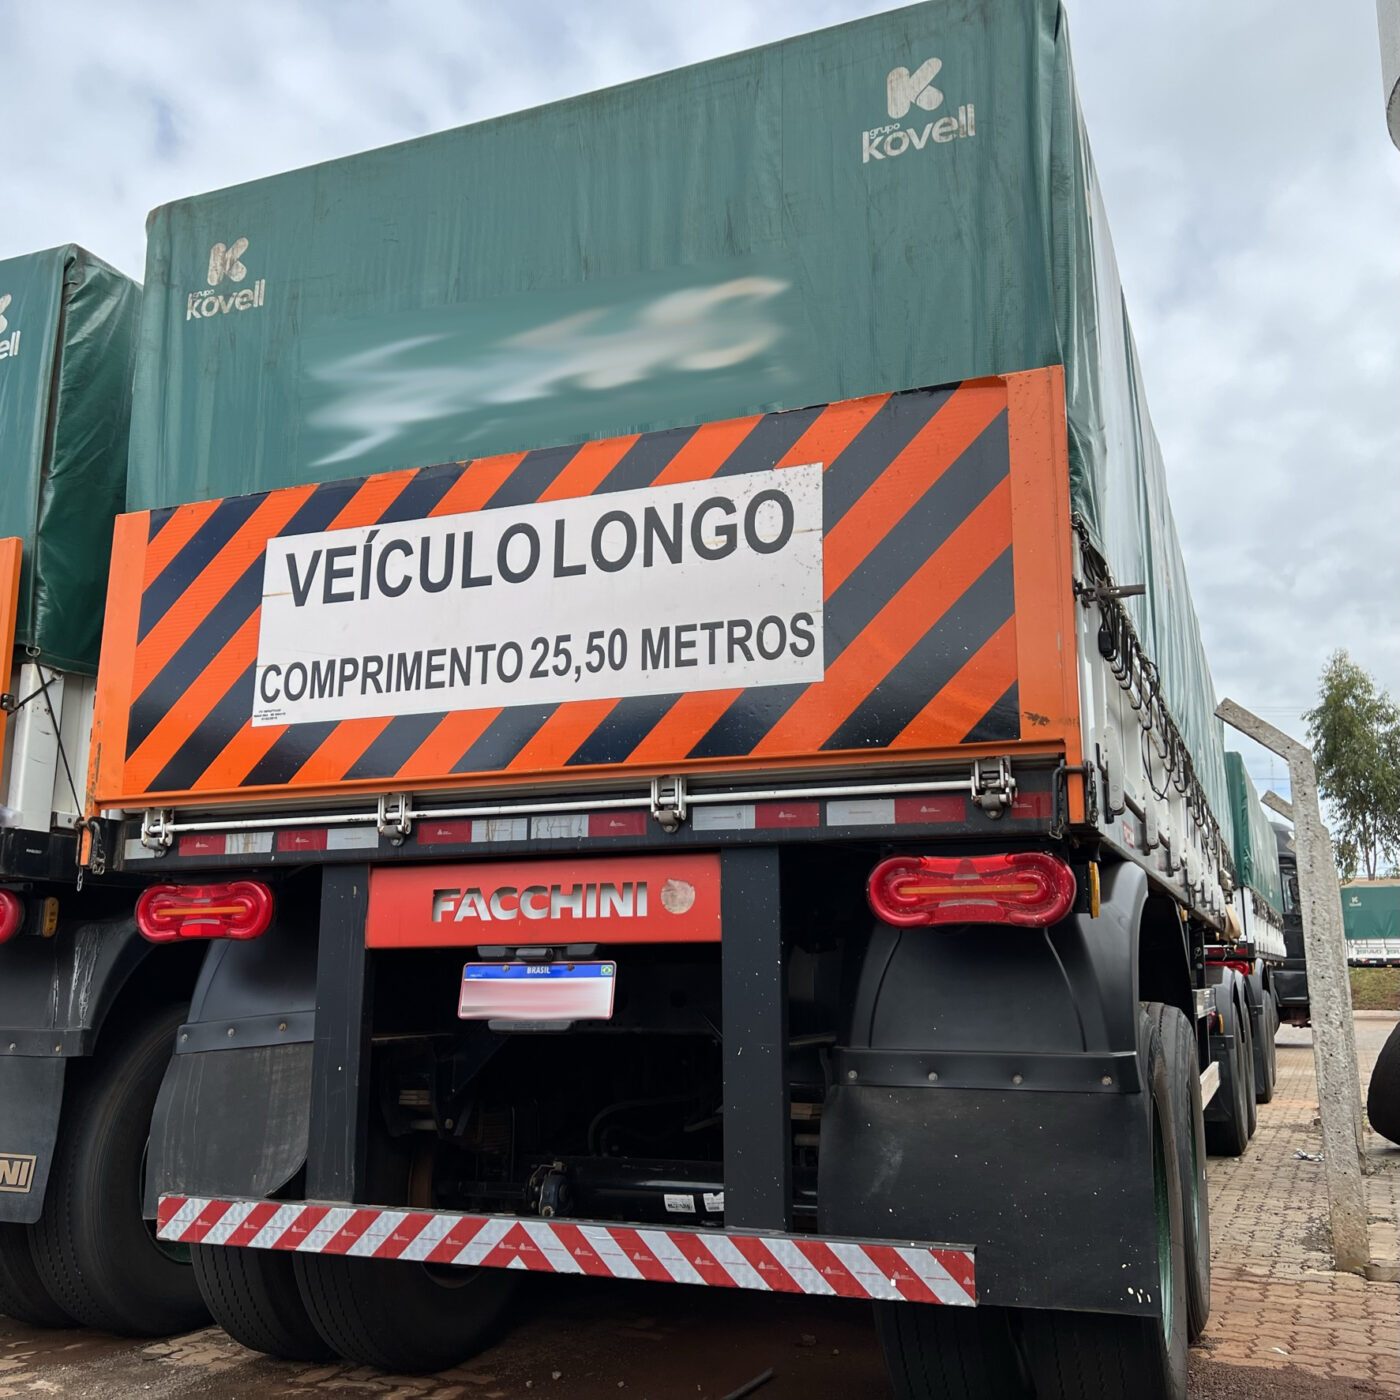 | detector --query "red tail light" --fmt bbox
[868,853,1076,928]
[136,882,274,943]
[0,891,23,944]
